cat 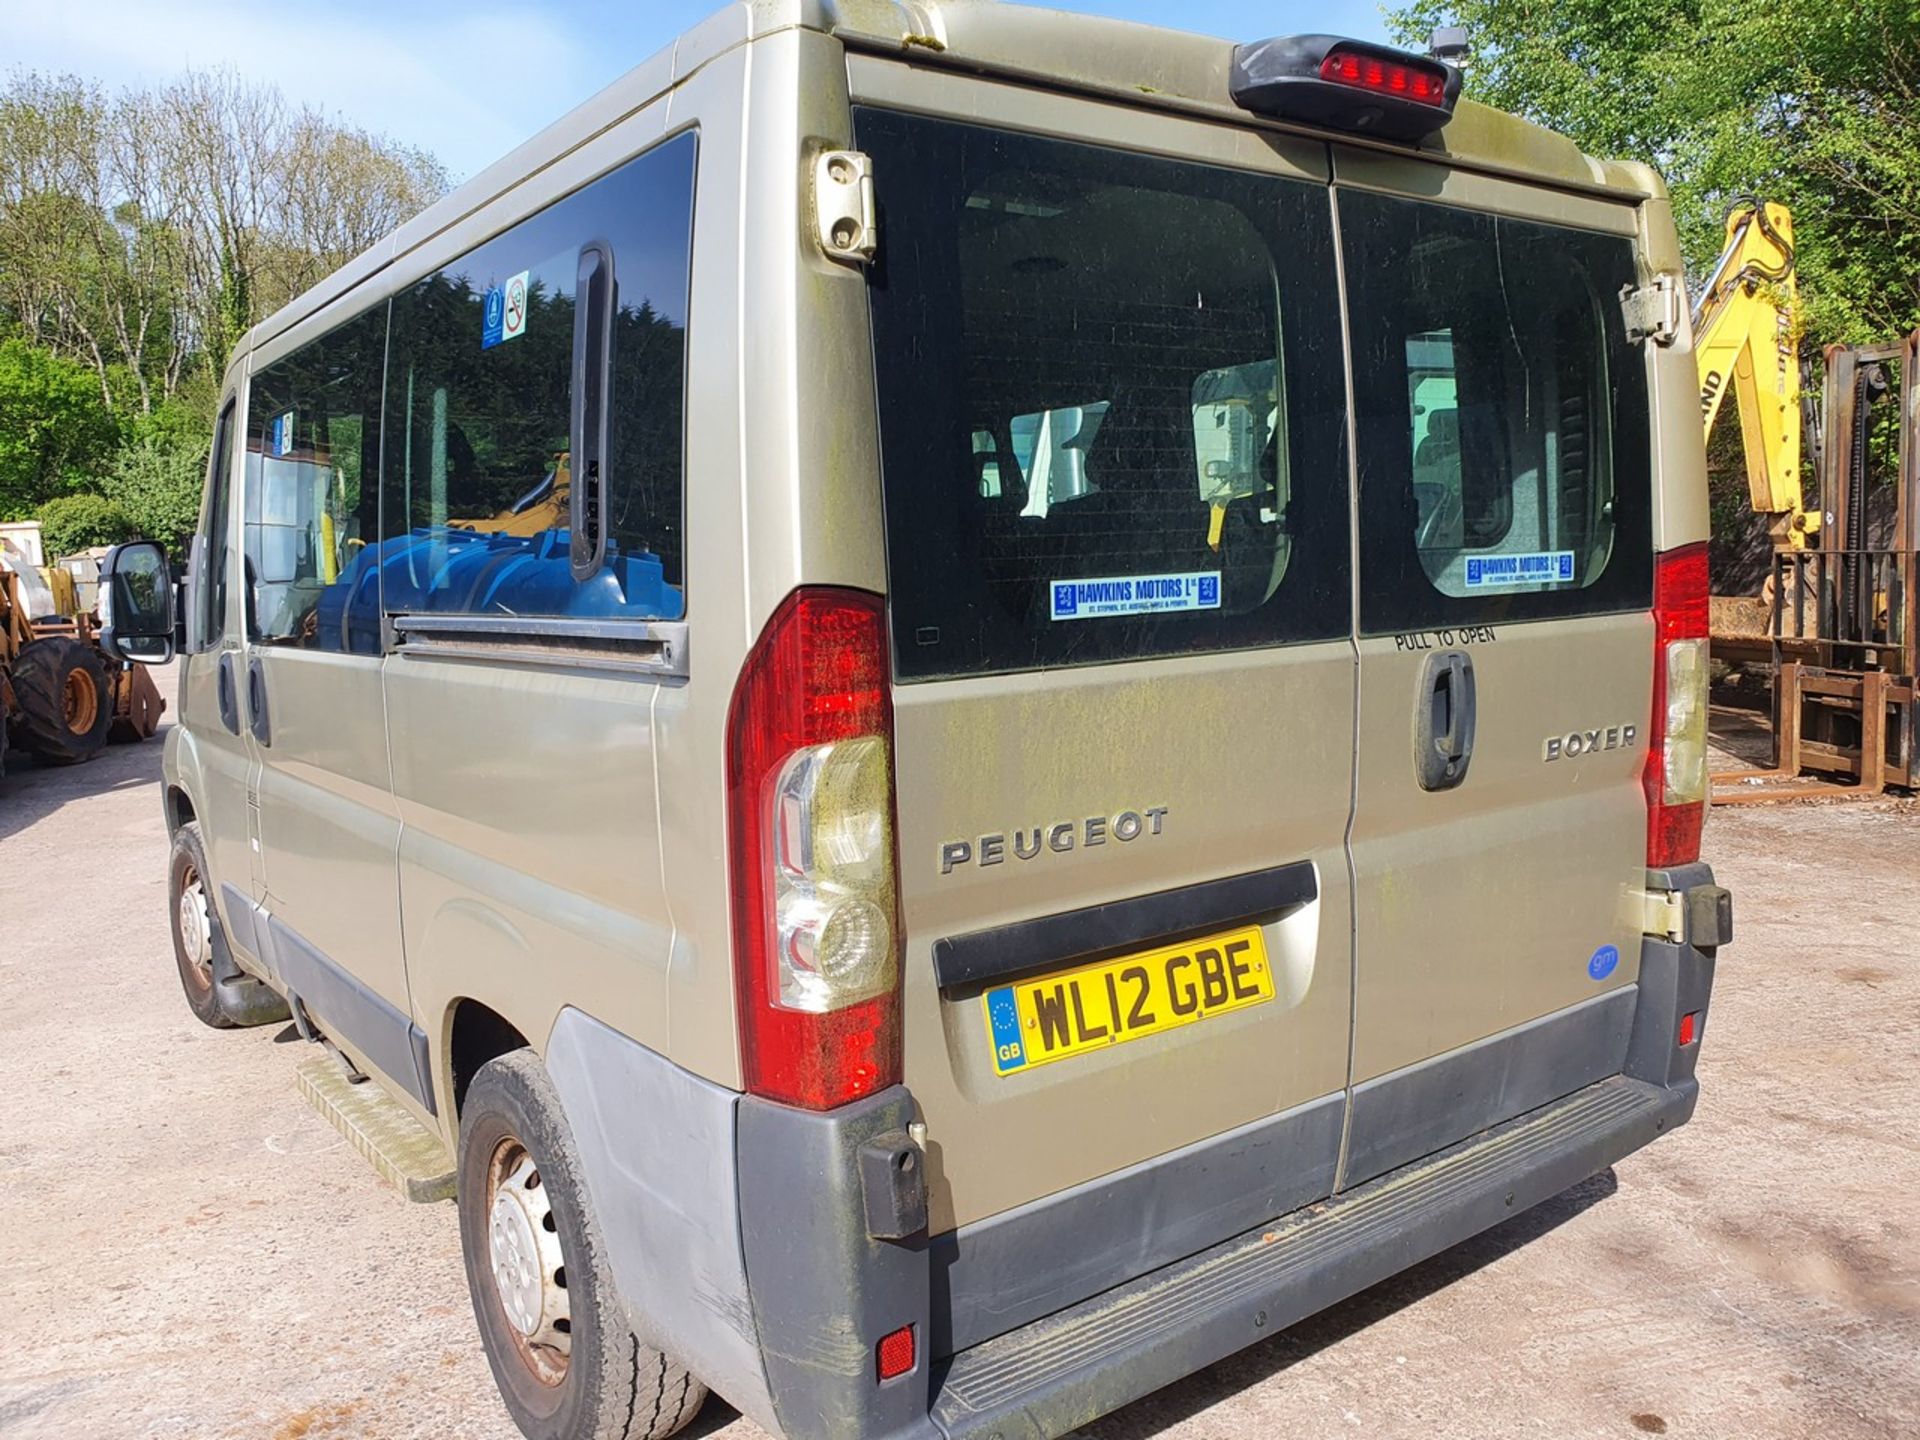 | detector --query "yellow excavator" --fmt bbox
[1692,201,1814,550]
[1698,201,1920,796]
